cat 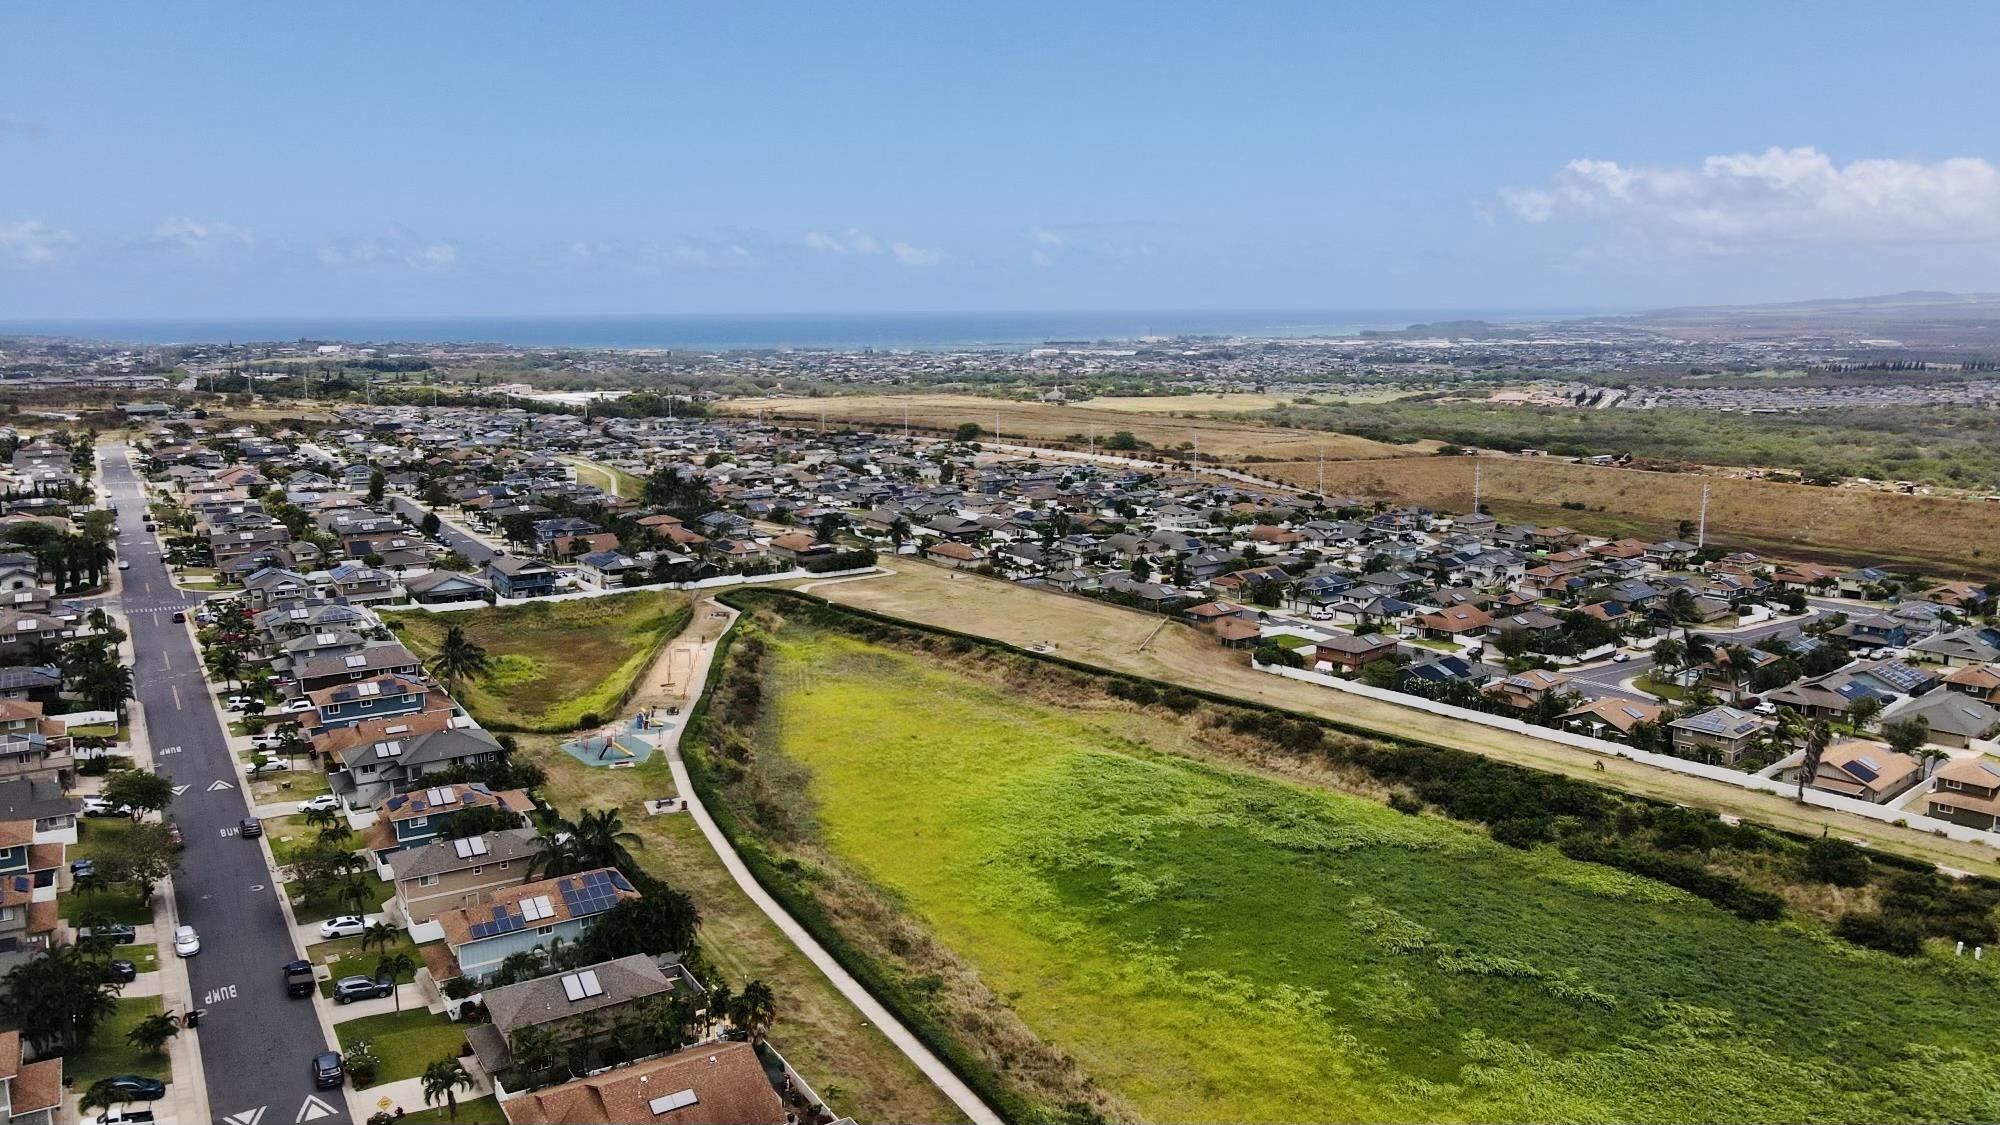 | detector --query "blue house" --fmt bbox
[484,556,557,599]
[308,675,433,732]
[373,782,531,856]
[440,868,640,982]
